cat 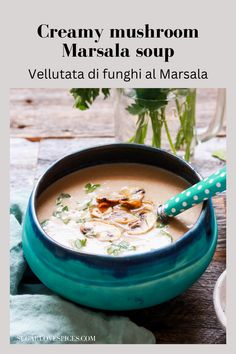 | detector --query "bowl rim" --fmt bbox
[29,143,210,263]
[213,269,226,330]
